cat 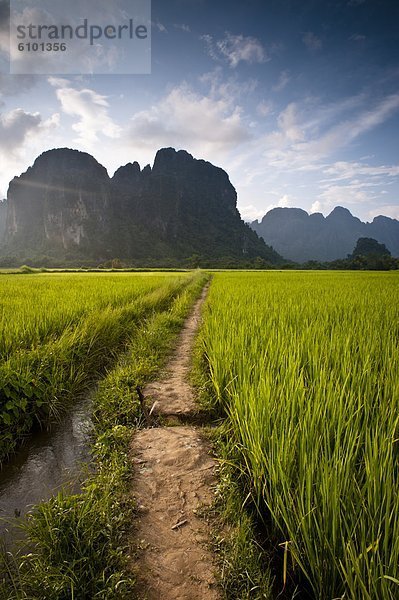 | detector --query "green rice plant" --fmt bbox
[198,271,399,599]
[0,272,186,359]
[205,423,275,600]
[0,273,193,462]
